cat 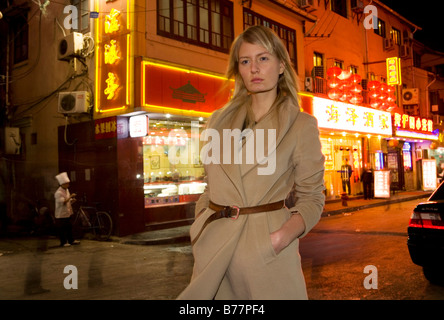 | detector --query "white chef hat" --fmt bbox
[55,172,70,185]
